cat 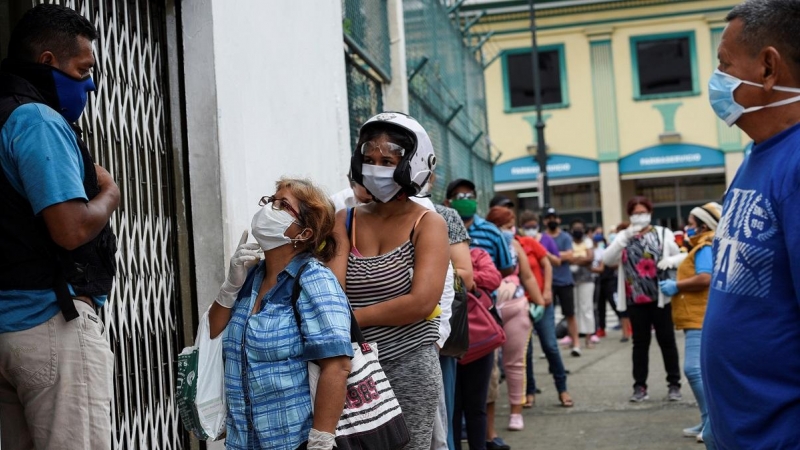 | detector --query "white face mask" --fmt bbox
[361,164,402,203]
[709,69,800,127]
[251,206,305,252]
[523,228,539,238]
[629,213,651,230]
